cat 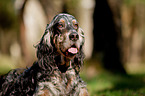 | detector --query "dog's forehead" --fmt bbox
[53,14,76,23]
